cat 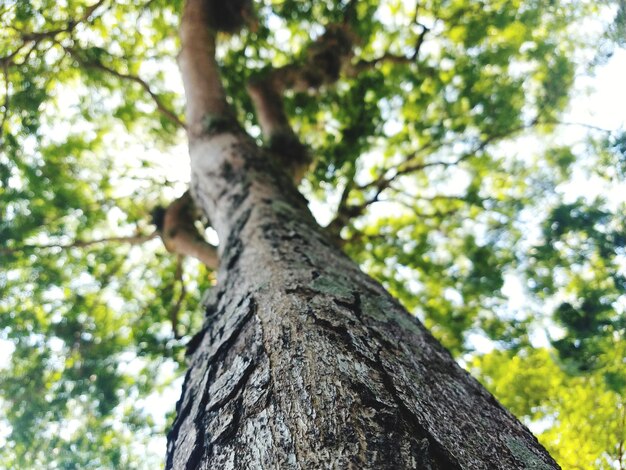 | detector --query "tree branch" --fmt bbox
[543,119,615,134]
[344,53,418,77]
[246,75,309,180]
[0,0,108,67]
[3,196,218,270]
[265,26,355,93]
[0,43,29,68]
[62,46,185,129]
[246,21,429,182]
[178,0,234,137]
[343,21,430,77]
[328,124,534,236]
[81,0,108,22]
[411,24,430,60]
[246,25,355,181]
[158,191,219,269]
[1,231,159,255]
